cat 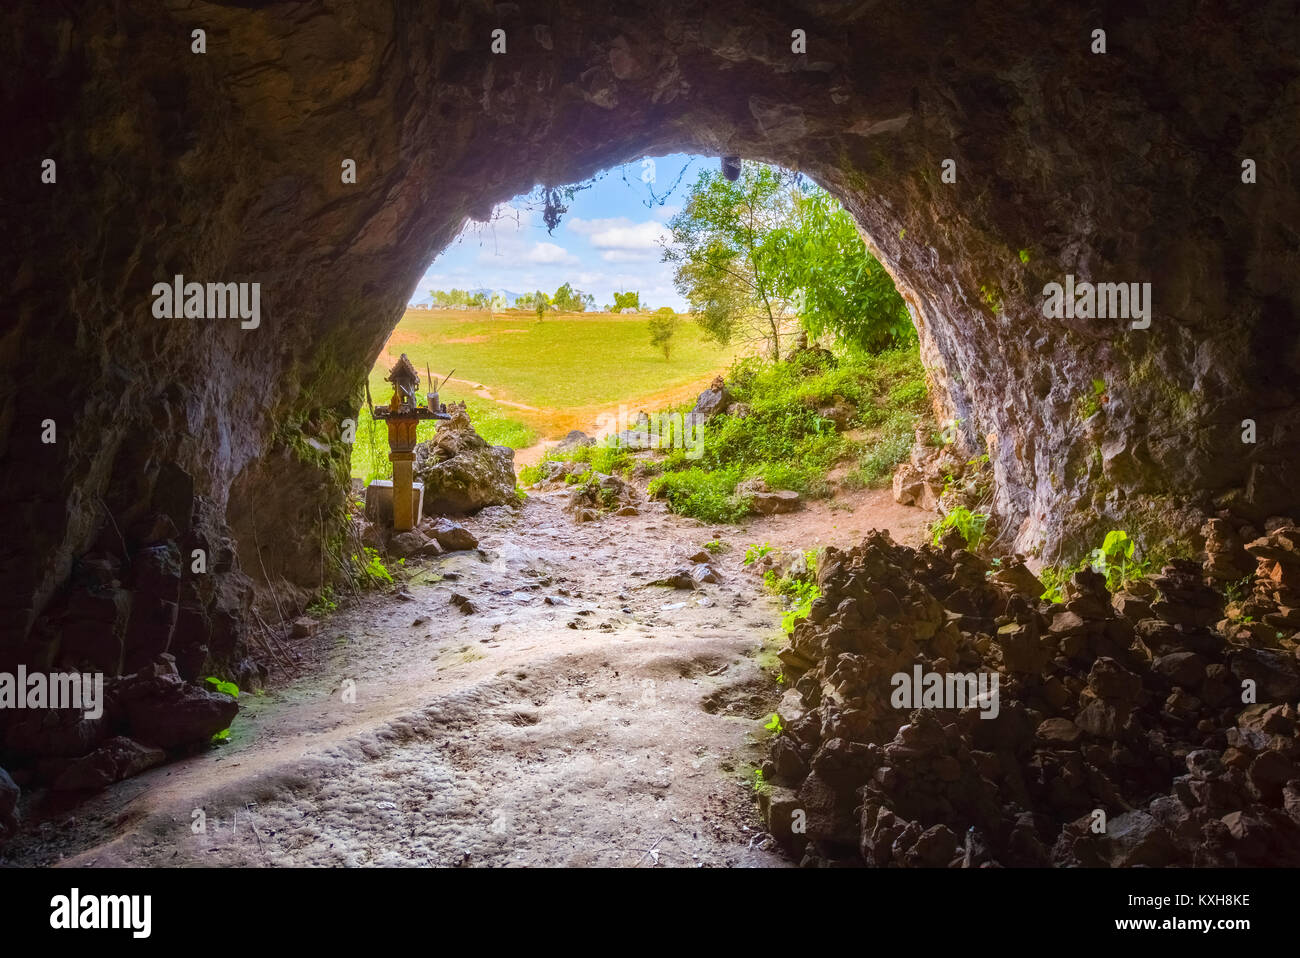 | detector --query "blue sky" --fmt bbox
[410,153,714,311]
